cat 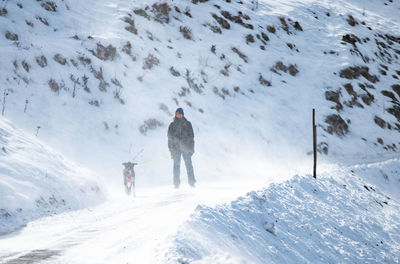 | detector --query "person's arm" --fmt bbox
[187,122,195,154]
[168,123,173,152]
